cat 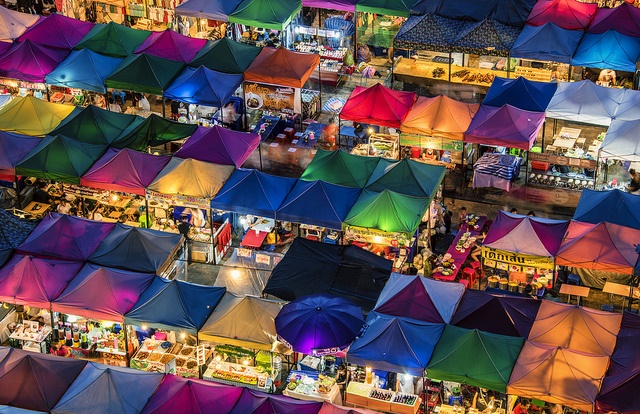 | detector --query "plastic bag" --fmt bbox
[344,50,354,66]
